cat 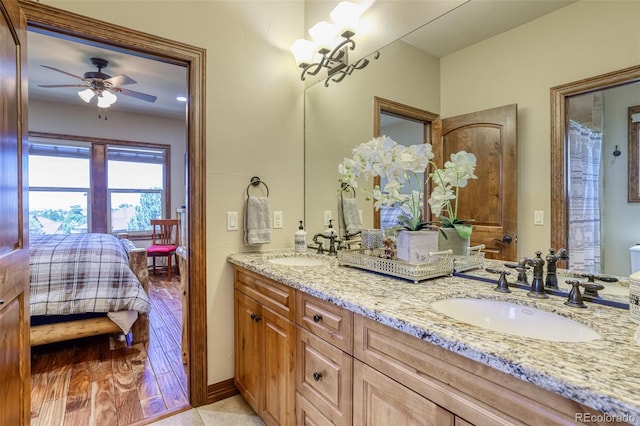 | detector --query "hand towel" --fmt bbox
[338,195,362,238]
[244,196,272,245]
